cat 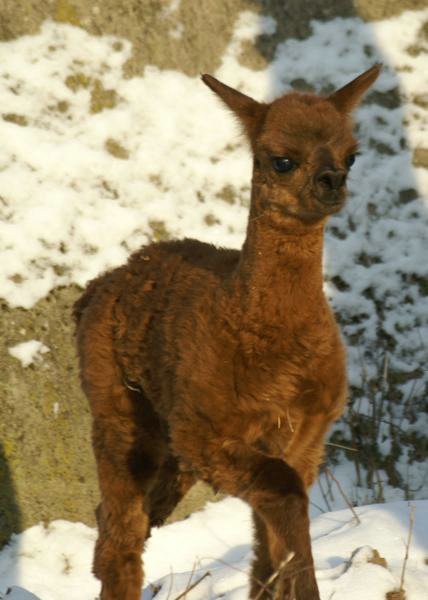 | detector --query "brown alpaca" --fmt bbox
[74,64,380,600]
